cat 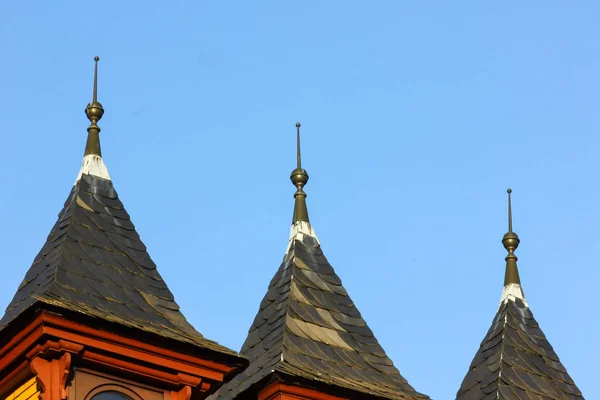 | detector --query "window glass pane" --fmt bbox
[91,392,132,400]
